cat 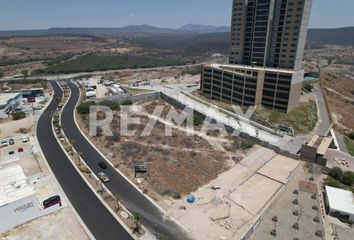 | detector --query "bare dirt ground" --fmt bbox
[0,207,88,240]
[304,45,354,134]
[113,66,201,86]
[321,68,354,132]
[78,99,257,200]
[163,148,300,240]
